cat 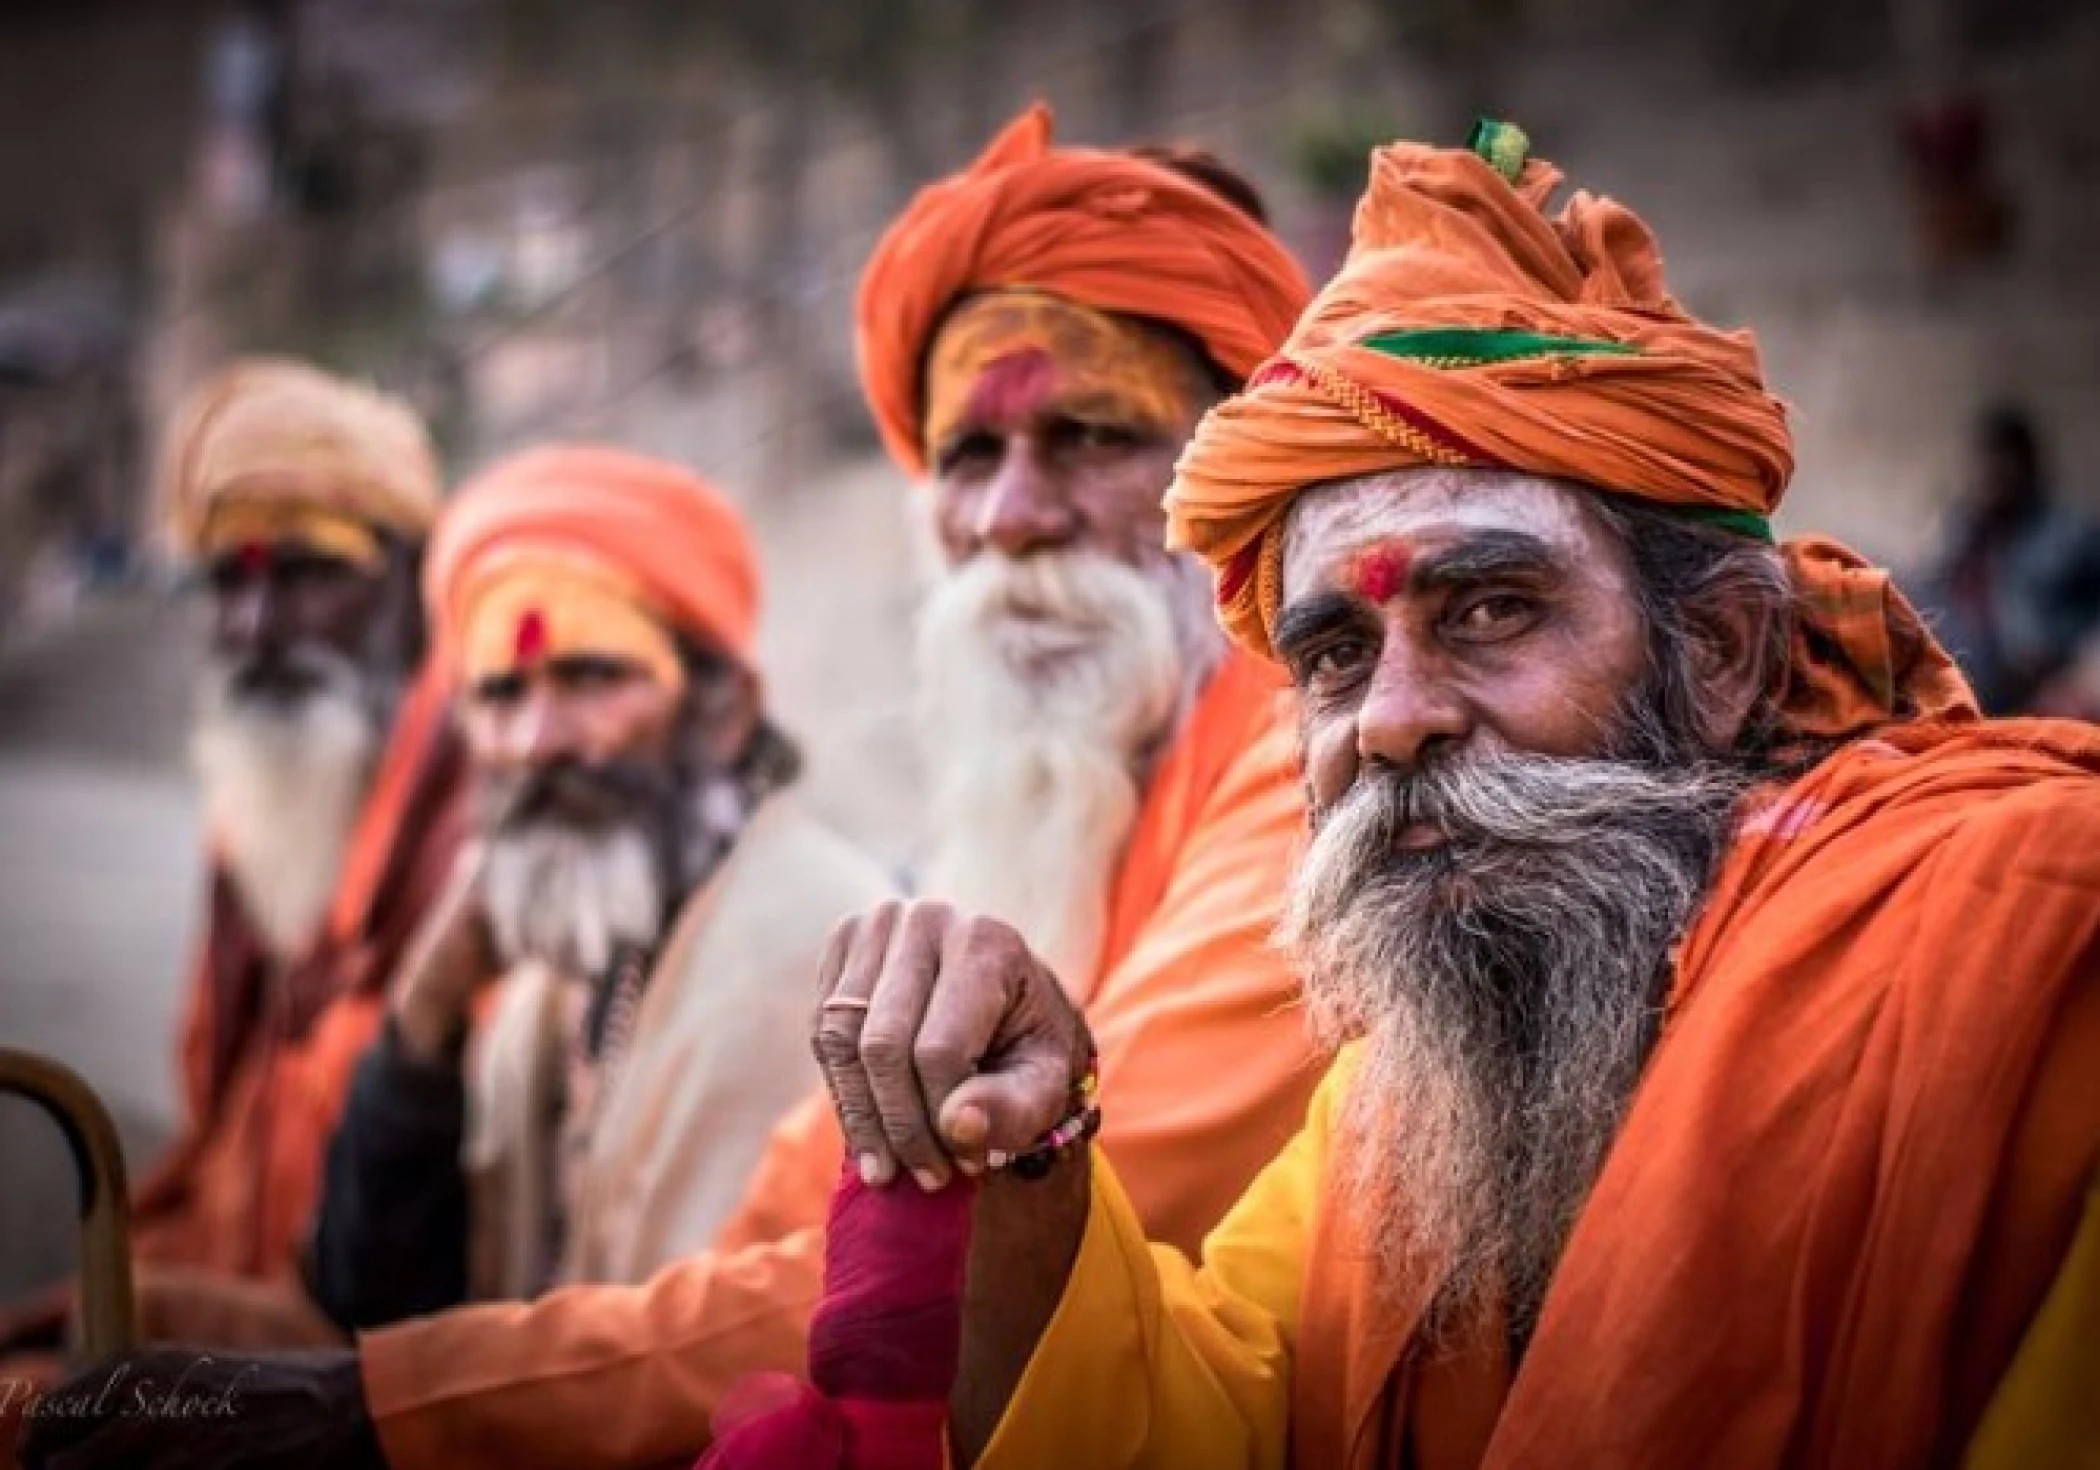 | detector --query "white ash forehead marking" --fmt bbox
[1280,467,1618,605]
